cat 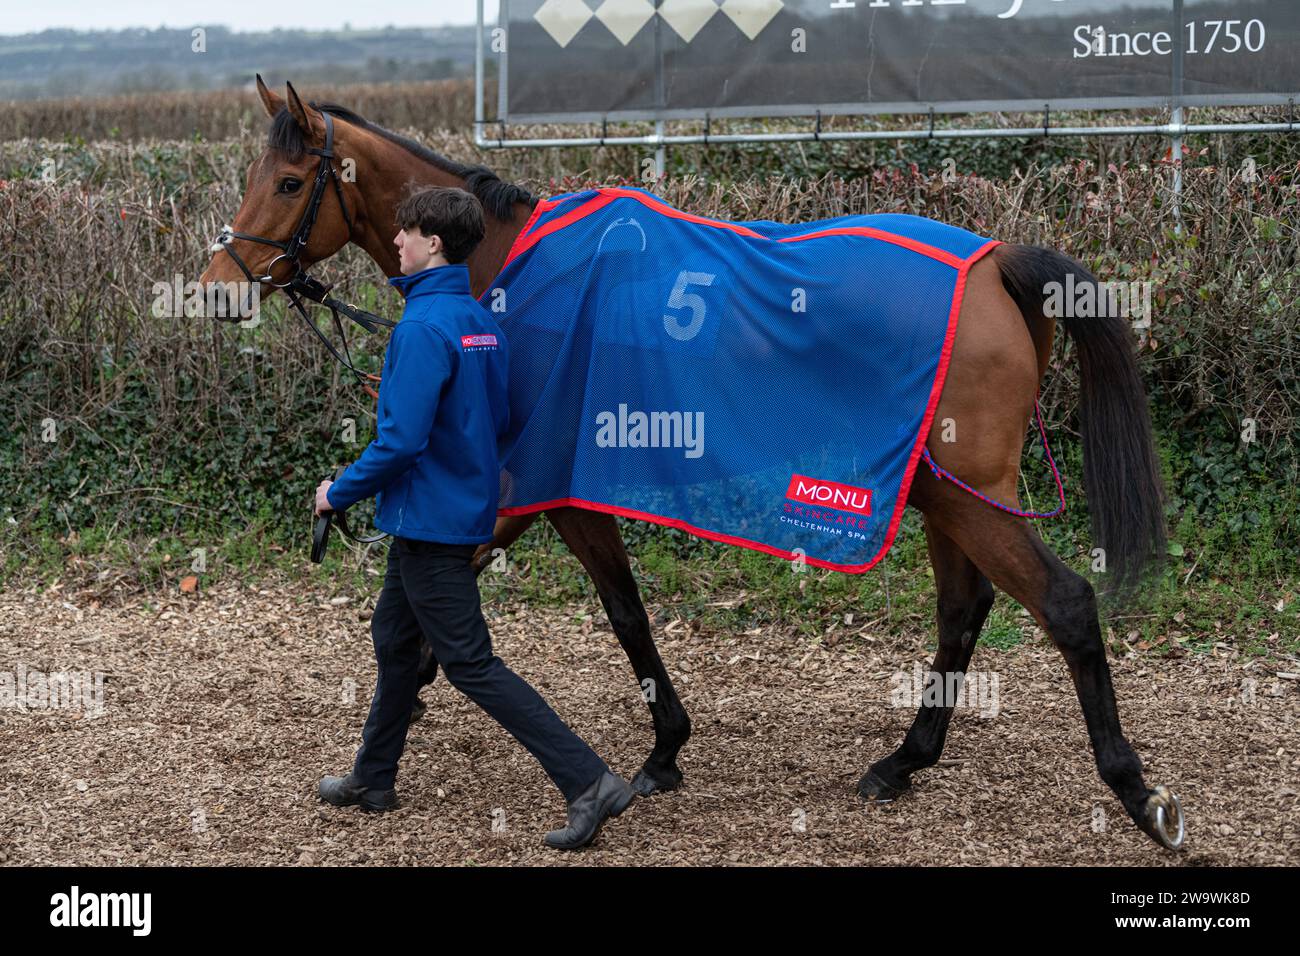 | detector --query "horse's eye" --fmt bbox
[279,178,302,194]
